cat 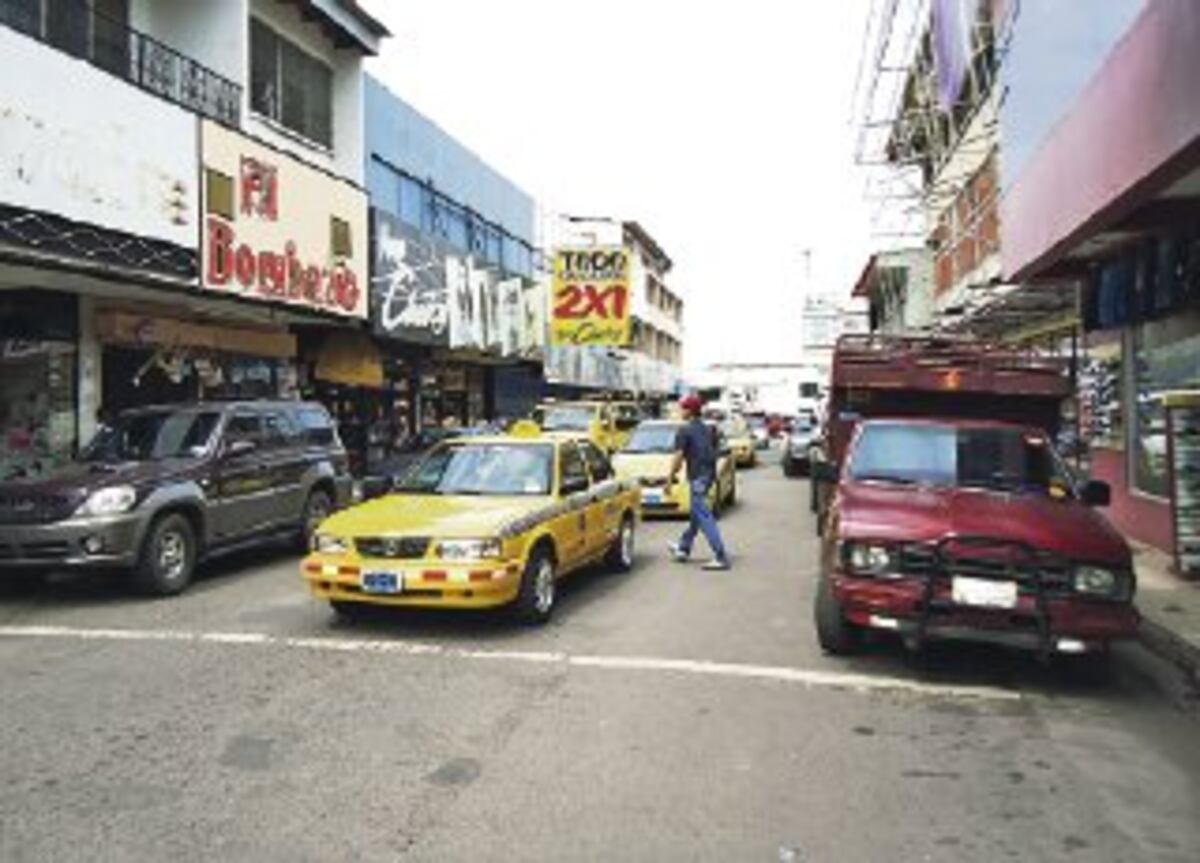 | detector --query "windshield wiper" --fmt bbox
[853,474,920,486]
